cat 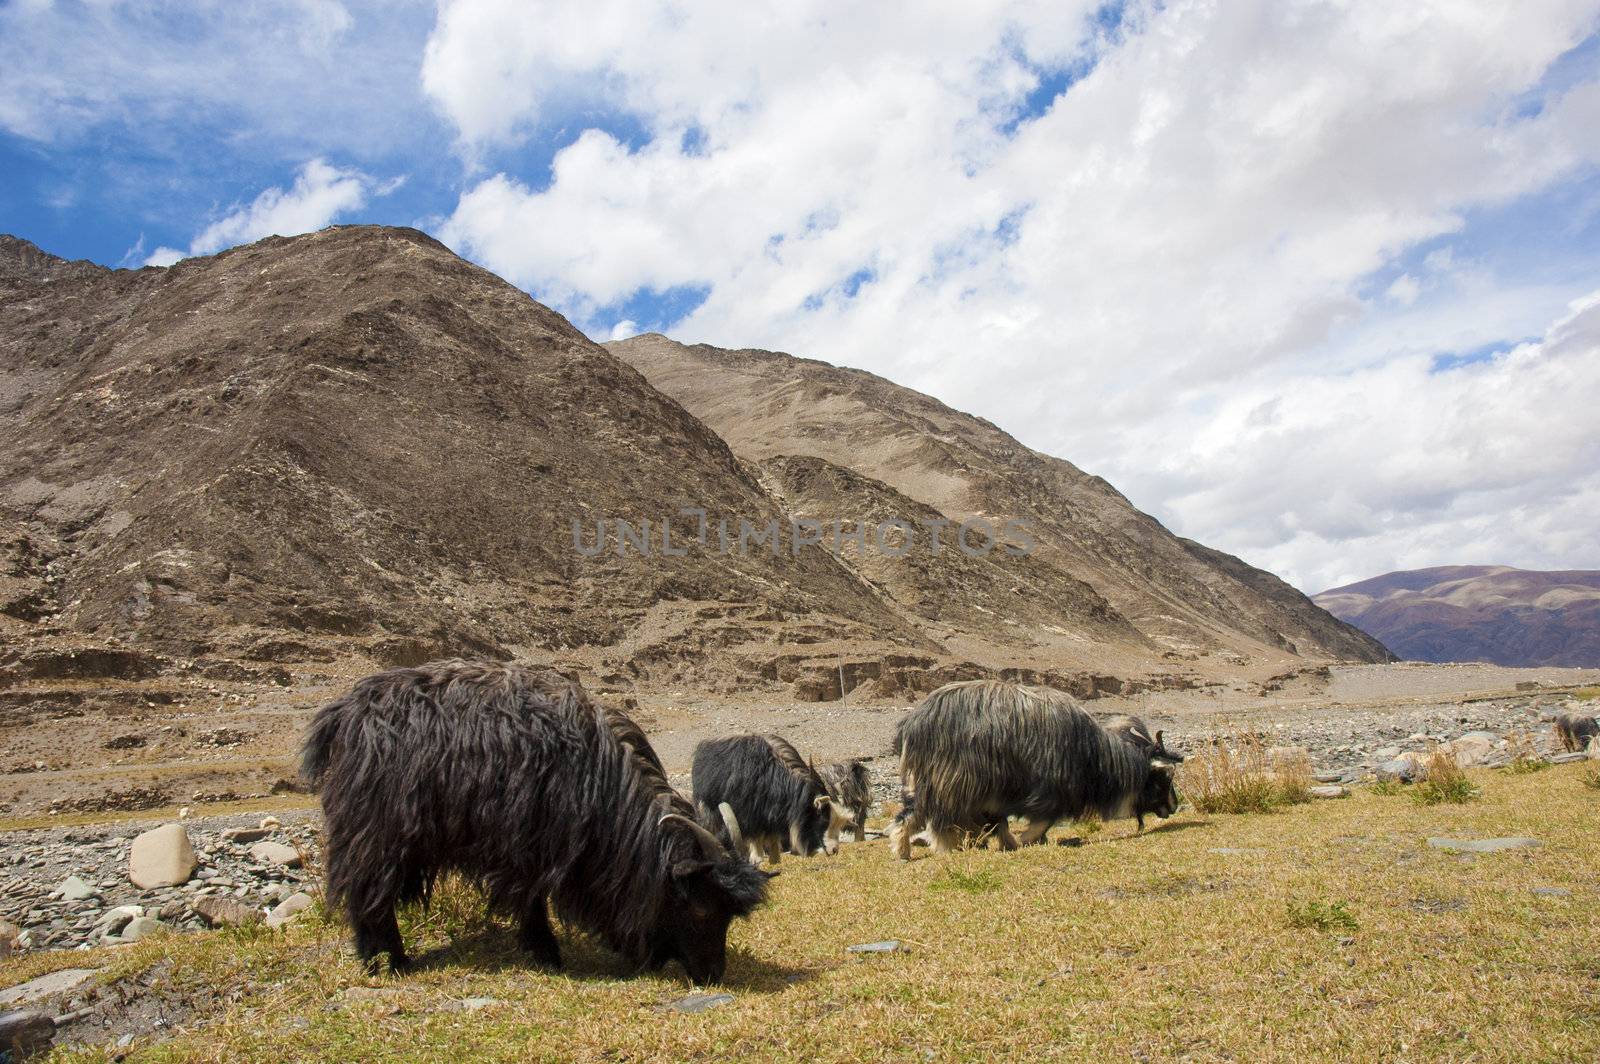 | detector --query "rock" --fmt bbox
[1427,837,1541,853]
[1313,770,1343,783]
[1375,758,1419,783]
[222,827,271,845]
[249,841,303,868]
[1531,886,1572,898]
[259,816,282,830]
[459,997,499,1011]
[1309,785,1347,799]
[1207,847,1265,855]
[1375,746,1401,760]
[56,876,96,902]
[0,920,18,960]
[342,987,404,1004]
[0,1010,55,1058]
[266,891,315,928]
[117,916,165,942]
[0,968,101,1007]
[1445,734,1494,768]
[668,992,735,1013]
[128,824,196,889]
[845,940,907,954]
[95,905,144,937]
[1548,751,1588,765]
[191,896,262,928]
